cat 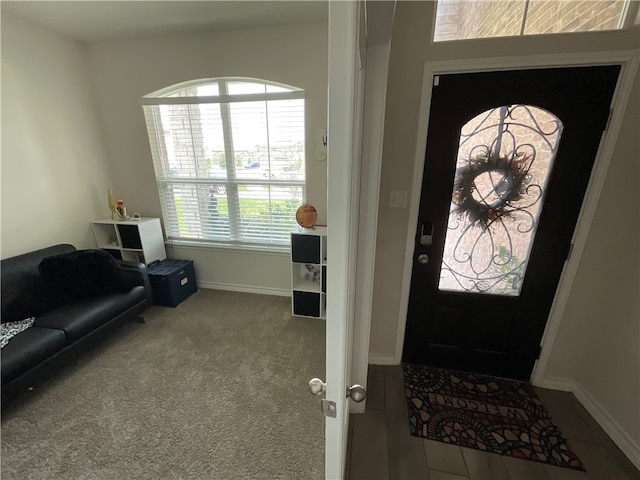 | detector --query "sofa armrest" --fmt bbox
[117,260,153,306]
